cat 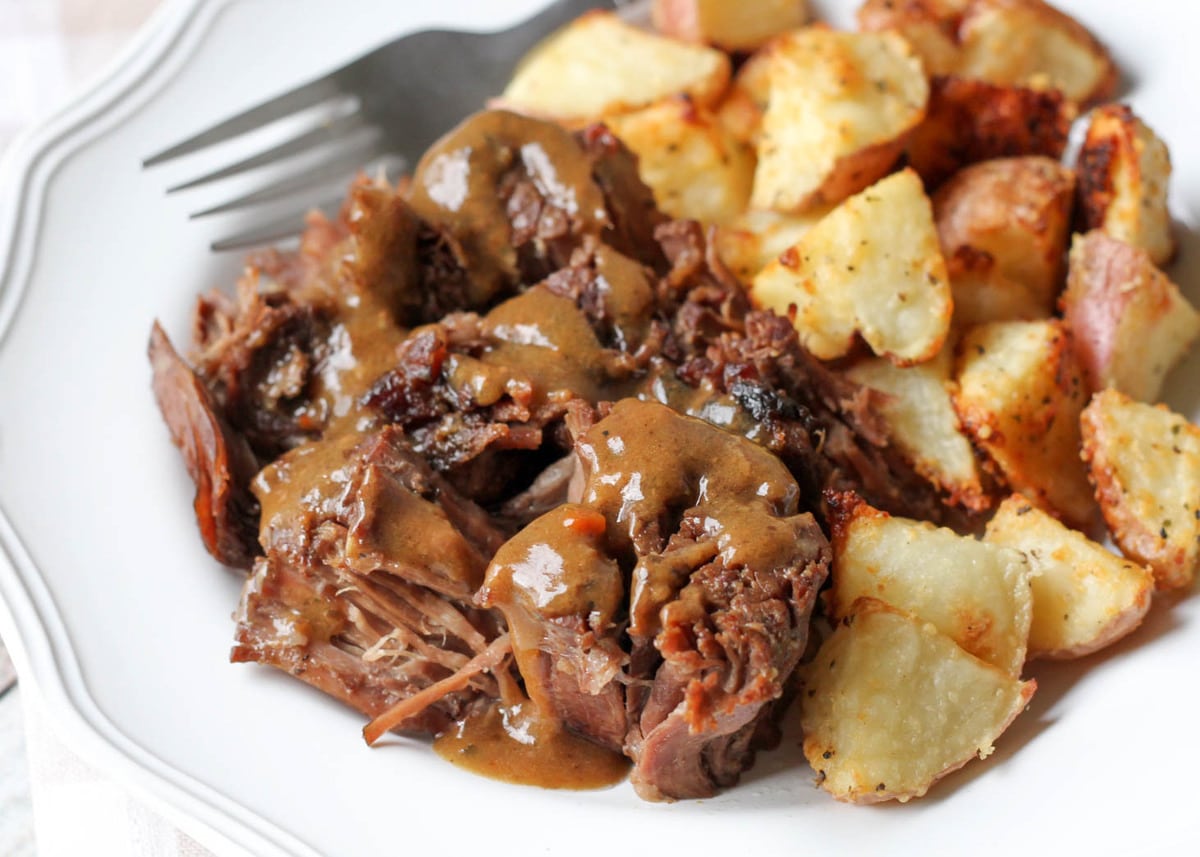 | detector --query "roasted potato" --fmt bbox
[956,0,1118,106]
[943,245,1048,326]
[1081,390,1200,590]
[714,45,773,146]
[984,495,1153,660]
[498,12,730,122]
[752,169,952,363]
[953,320,1097,529]
[1076,104,1175,266]
[844,344,990,510]
[750,28,928,212]
[713,206,830,282]
[907,76,1072,189]
[652,0,808,52]
[828,495,1033,675]
[856,0,968,77]
[1061,231,1200,402]
[800,597,1036,804]
[933,156,1075,312]
[605,97,755,224]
